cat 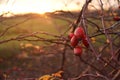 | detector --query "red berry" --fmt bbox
[82,37,89,48]
[82,34,86,39]
[74,27,85,39]
[113,16,120,21]
[70,35,79,47]
[68,33,74,39]
[74,46,82,56]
